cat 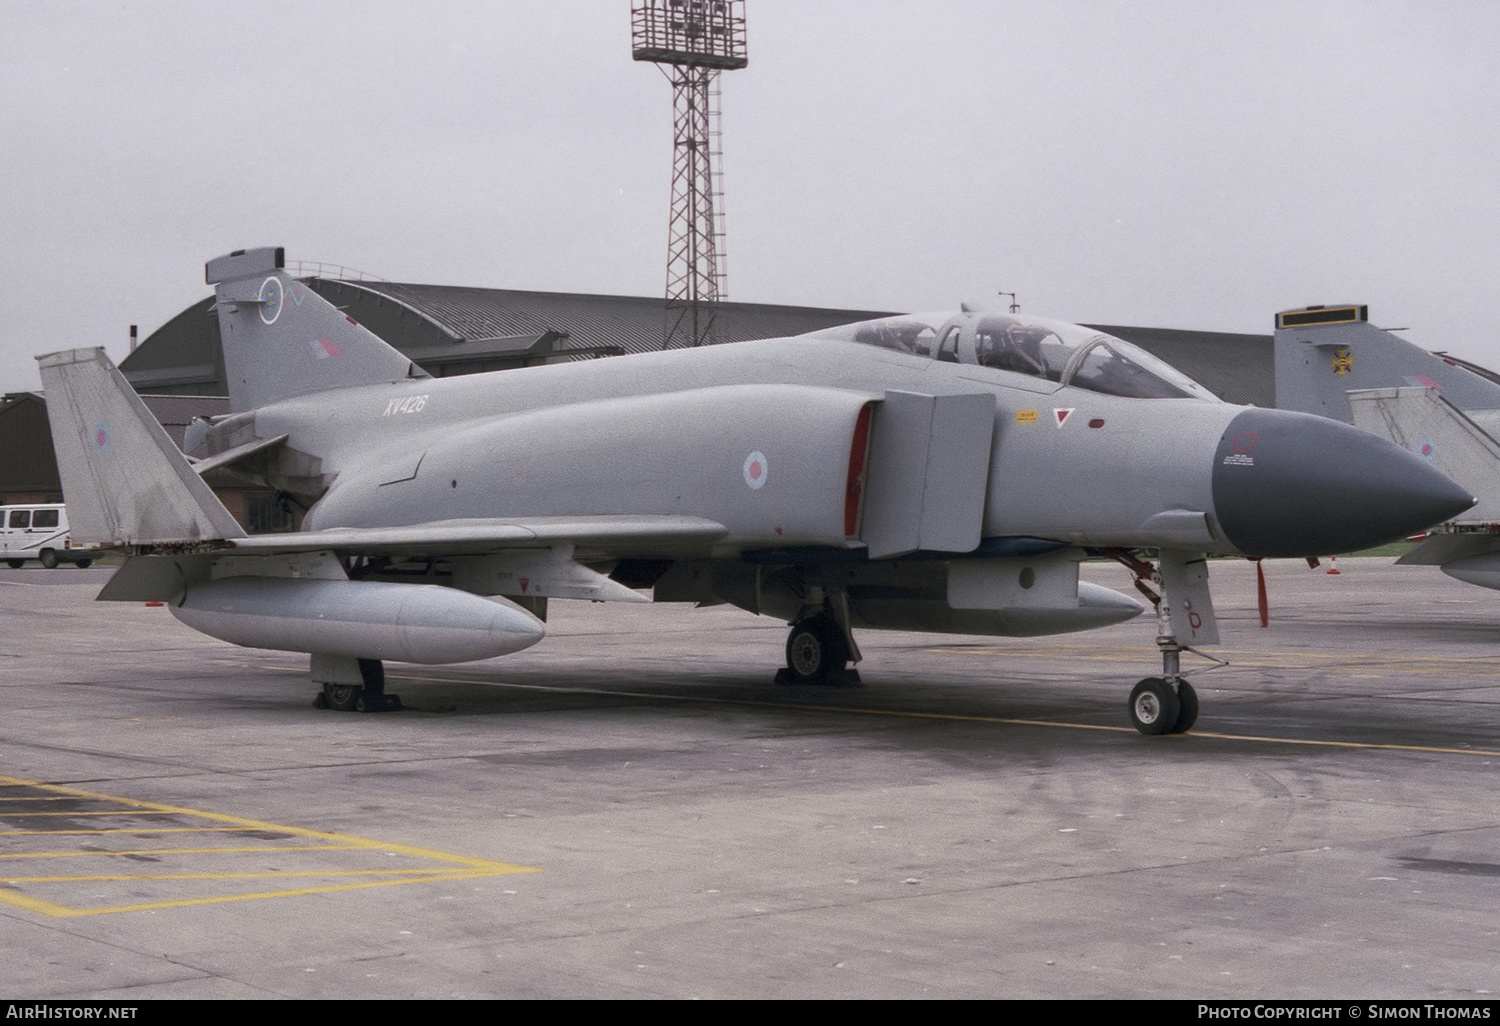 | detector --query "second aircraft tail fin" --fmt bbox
[207,247,428,412]
[1274,304,1500,423]
[37,347,246,546]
